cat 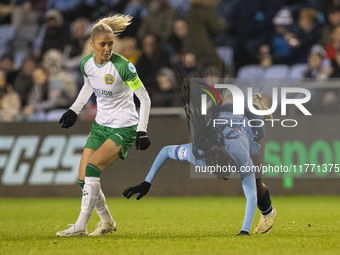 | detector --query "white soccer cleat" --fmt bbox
[56,224,88,237]
[253,207,276,234]
[89,220,116,236]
